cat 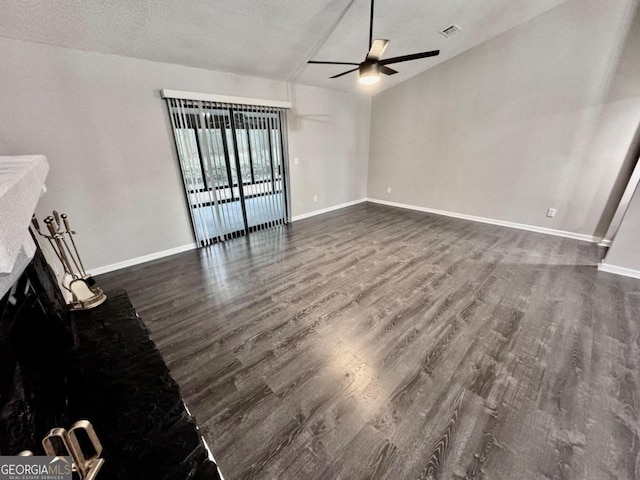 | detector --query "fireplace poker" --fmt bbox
[45,216,77,278]
[61,213,87,277]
